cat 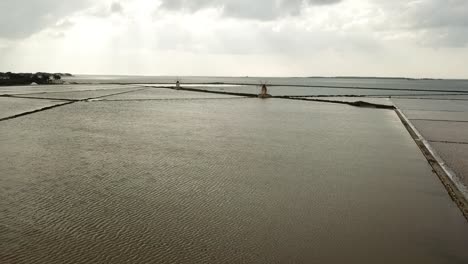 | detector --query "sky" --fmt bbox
[0,0,467,78]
